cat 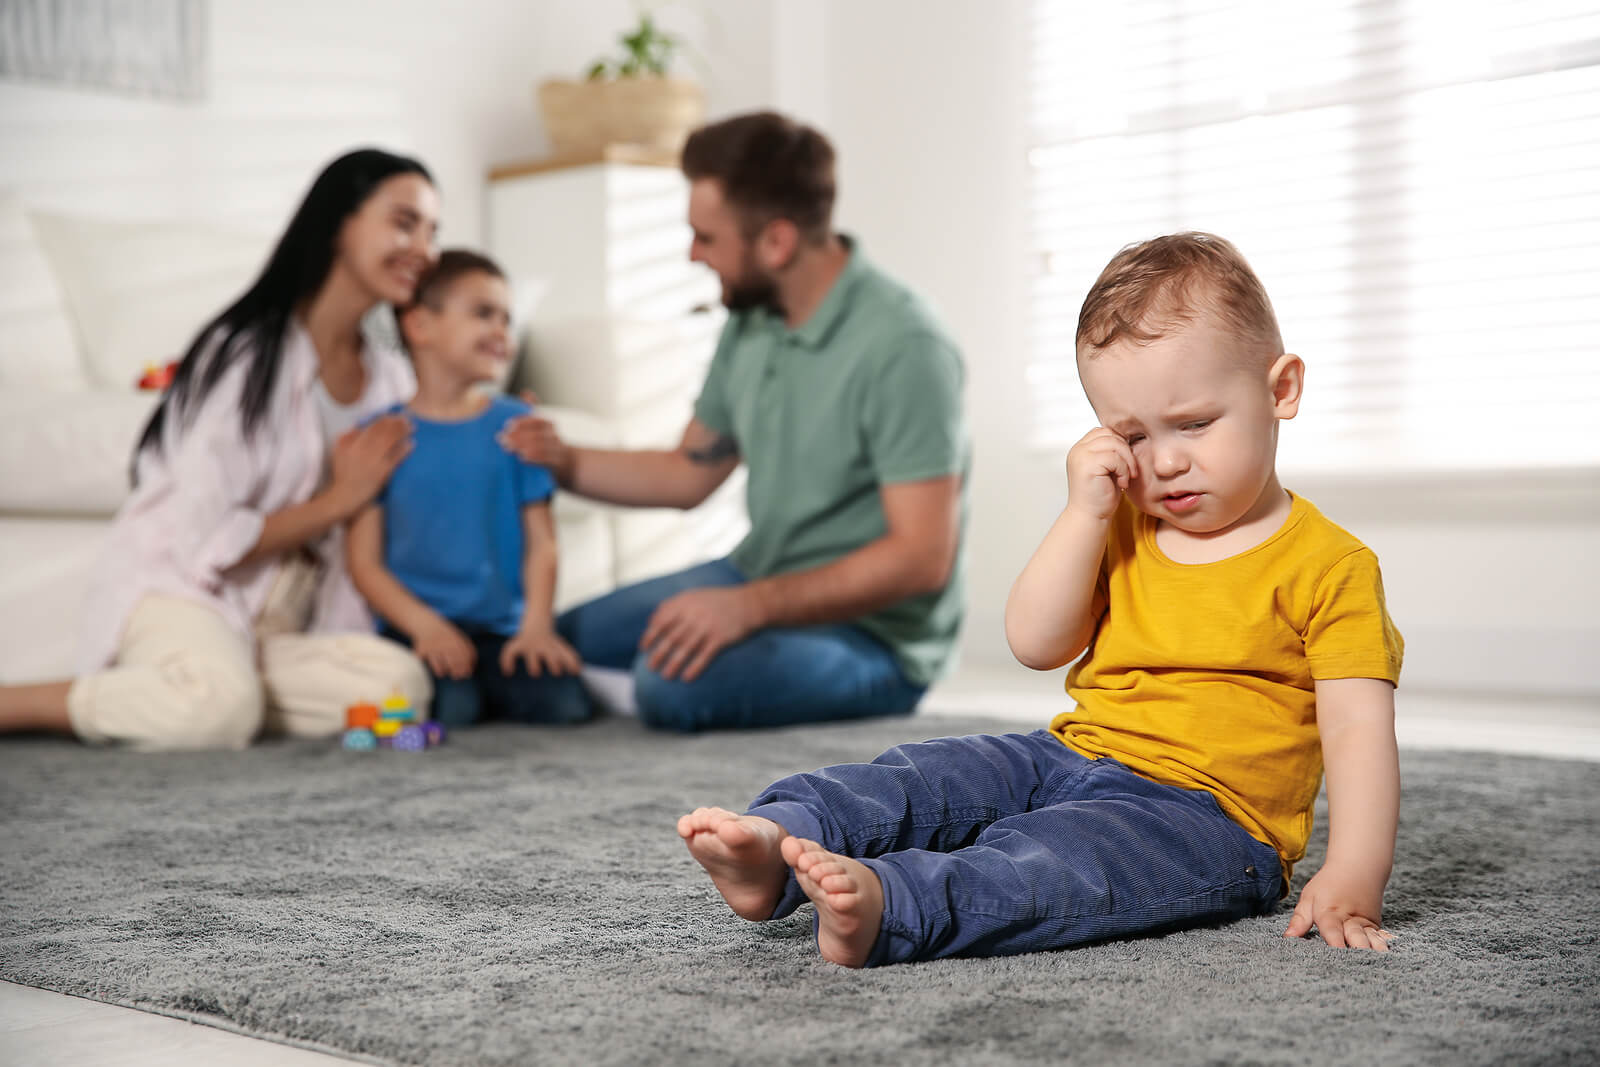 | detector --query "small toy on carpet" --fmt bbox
[341,694,445,752]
